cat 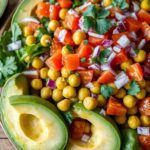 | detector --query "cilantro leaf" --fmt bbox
[127,81,140,96]
[96,19,113,34]
[83,4,97,18]
[97,9,110,19]
[11,23,22,42]
[83,16,96,32]
[72,0,87,8]
[36,27,49,42]
[112,0,129,9]
[66,44,73,52]
[80,57,86,63]
[63,111,74,124]
[101,85,114,99]
[49,0,56,4]
[40,17,50,28]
